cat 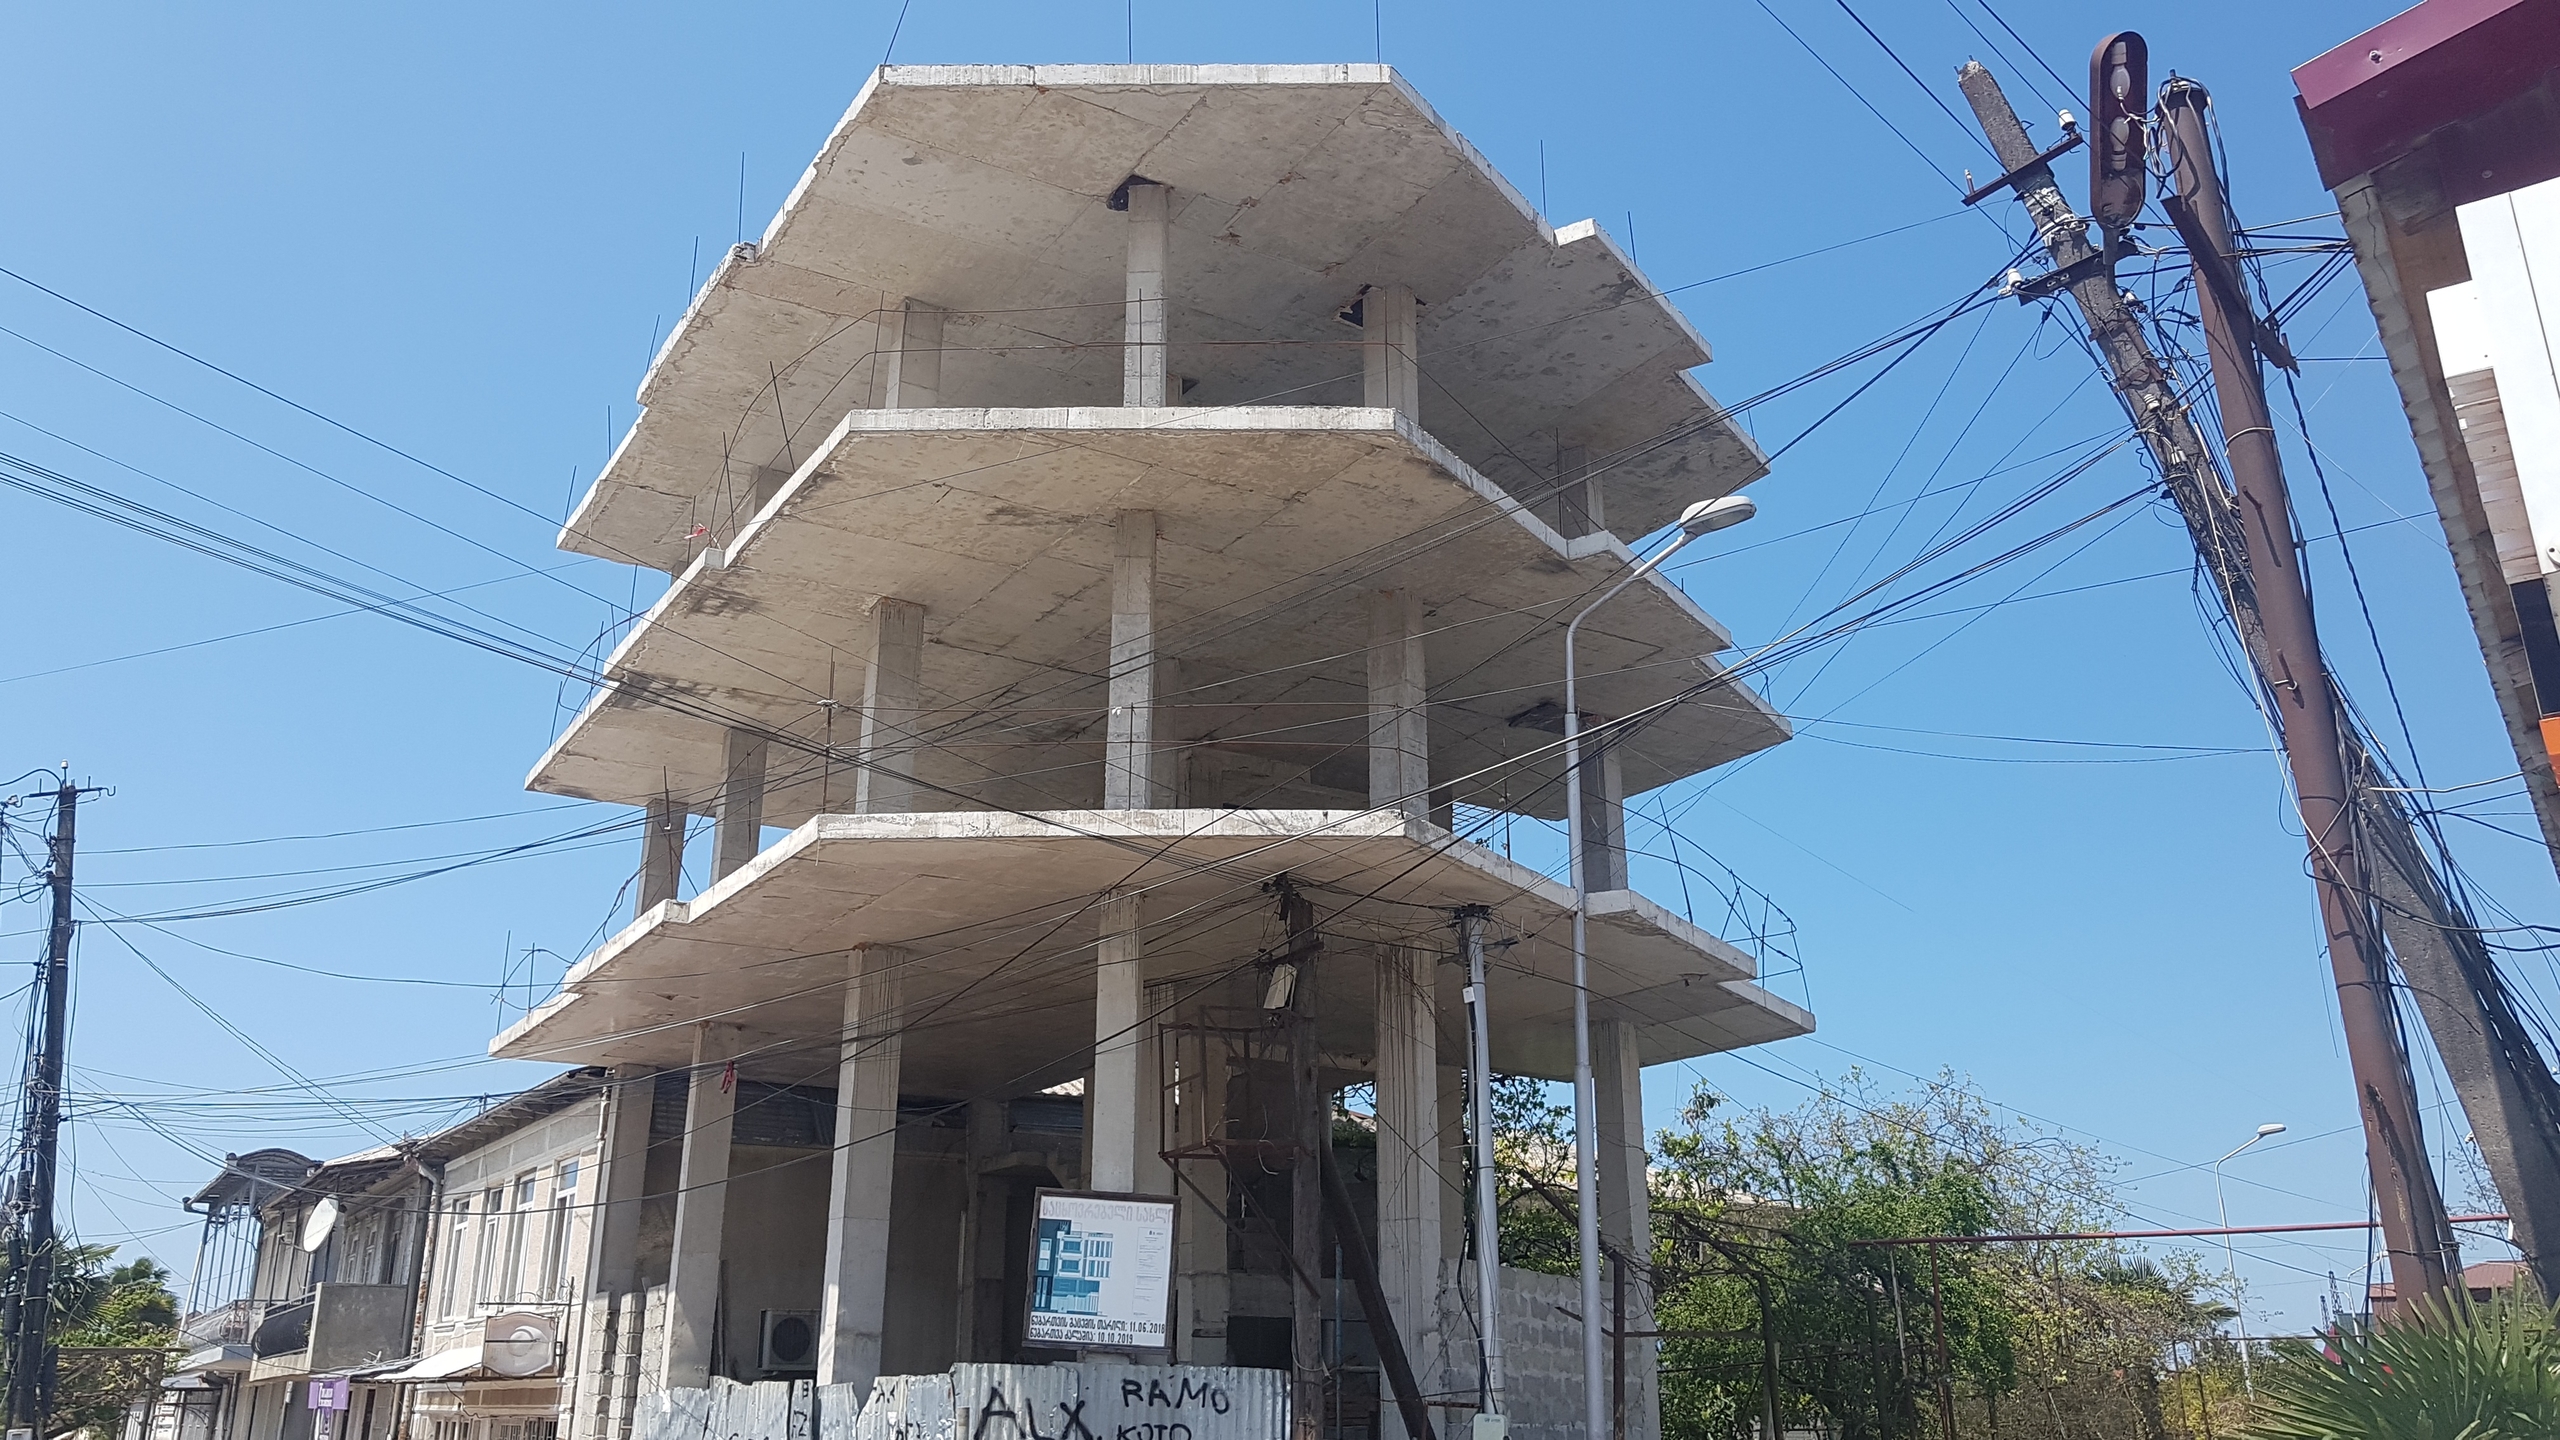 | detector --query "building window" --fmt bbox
[429,1419,472,1440]
[490,1421,558,1440]
[500,1174,538,1303]
[474,1187,505,1305]
[541,1159,579,1301]
[440,1199,472,1318]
